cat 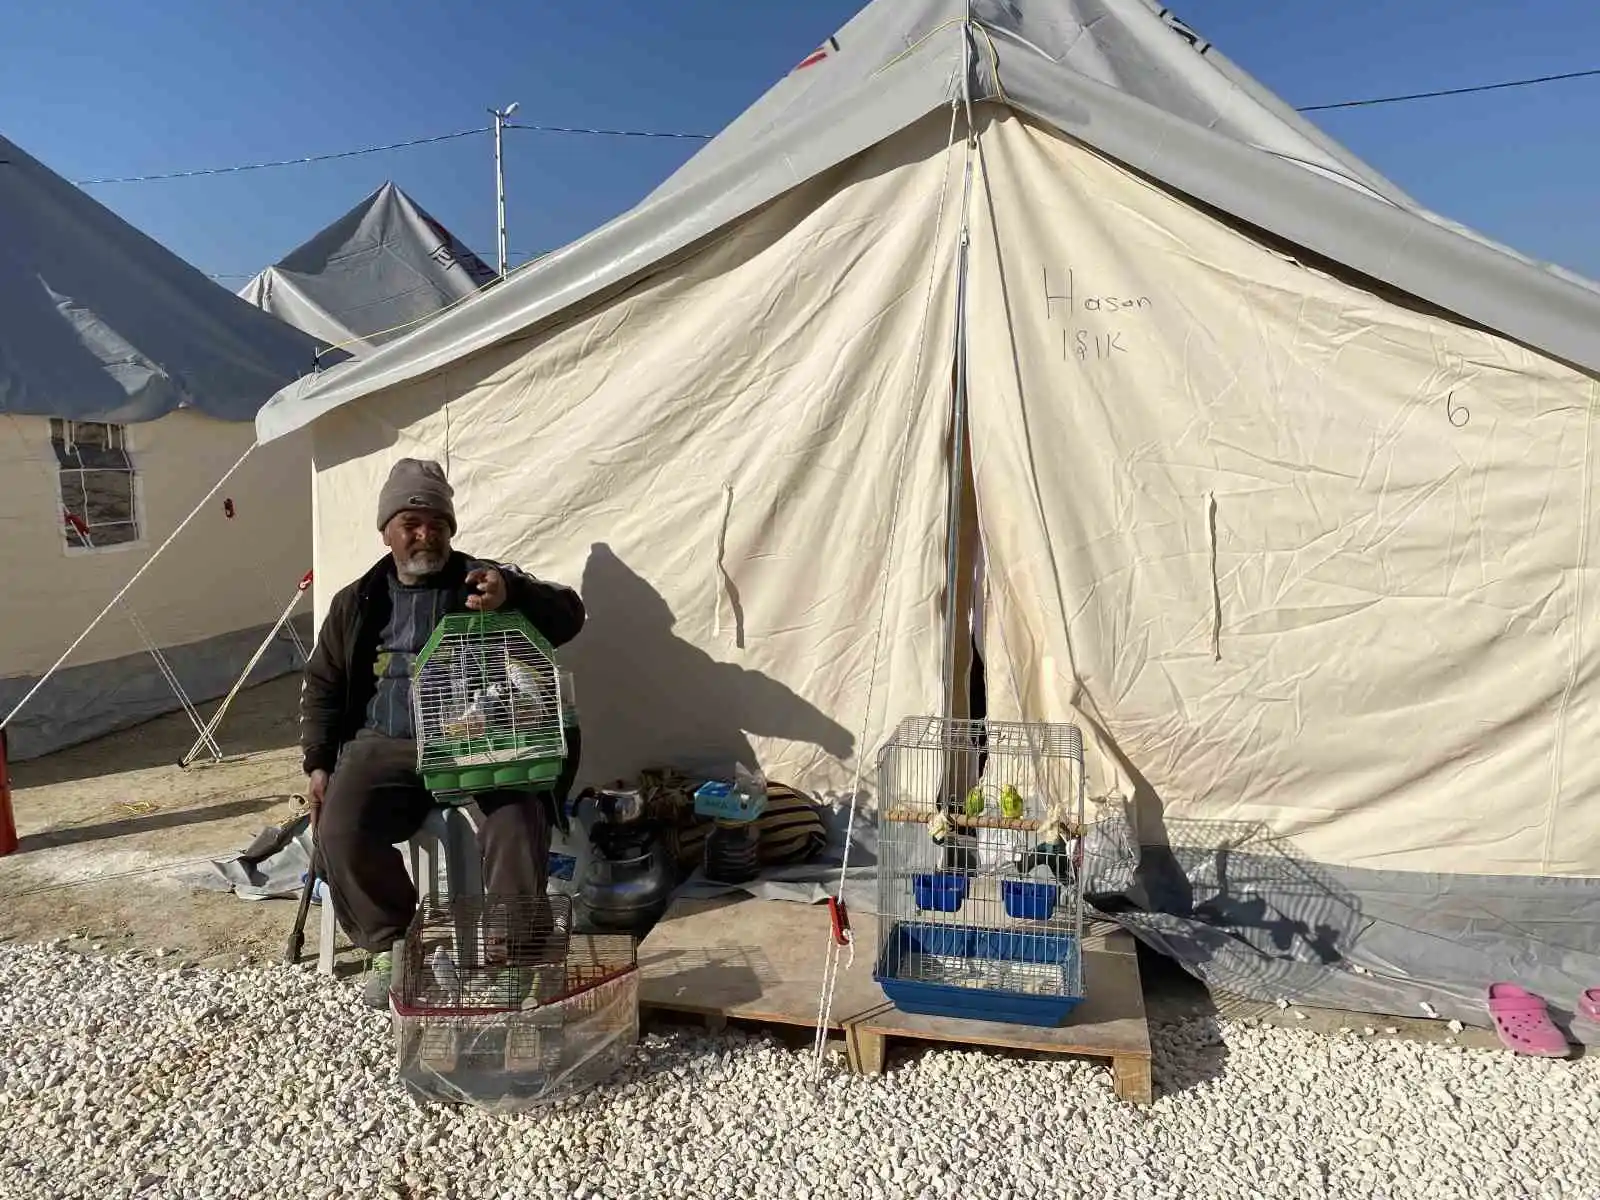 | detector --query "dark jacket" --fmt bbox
[299,551,586,776]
